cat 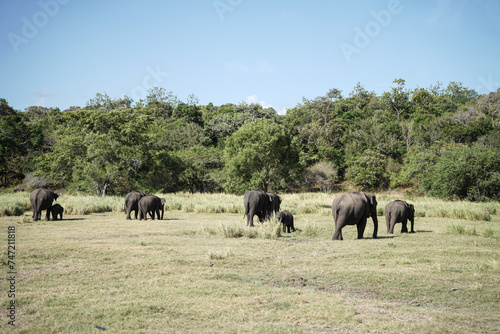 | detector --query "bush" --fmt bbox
[423,143,500,201]
[346,149,387,190]
[298,161,339,192]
